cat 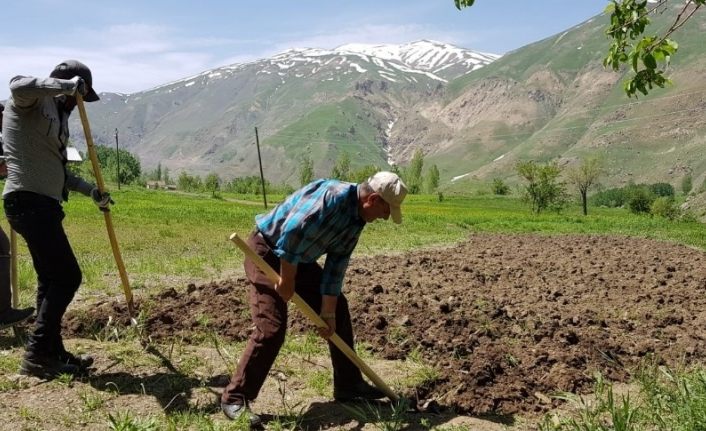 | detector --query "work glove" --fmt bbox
[90,187,114,211]
[69,76,88,97]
